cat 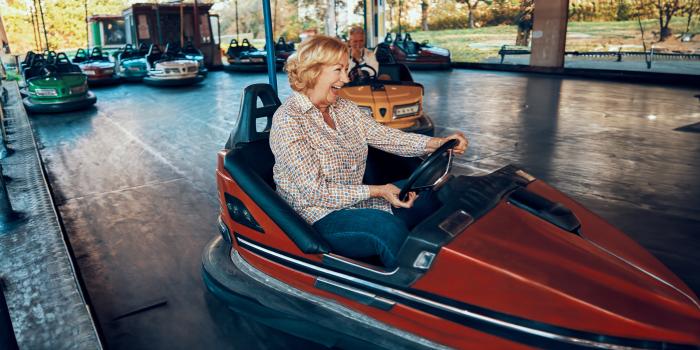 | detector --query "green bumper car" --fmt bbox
[23,52,97,114]
[116,44,149,82]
